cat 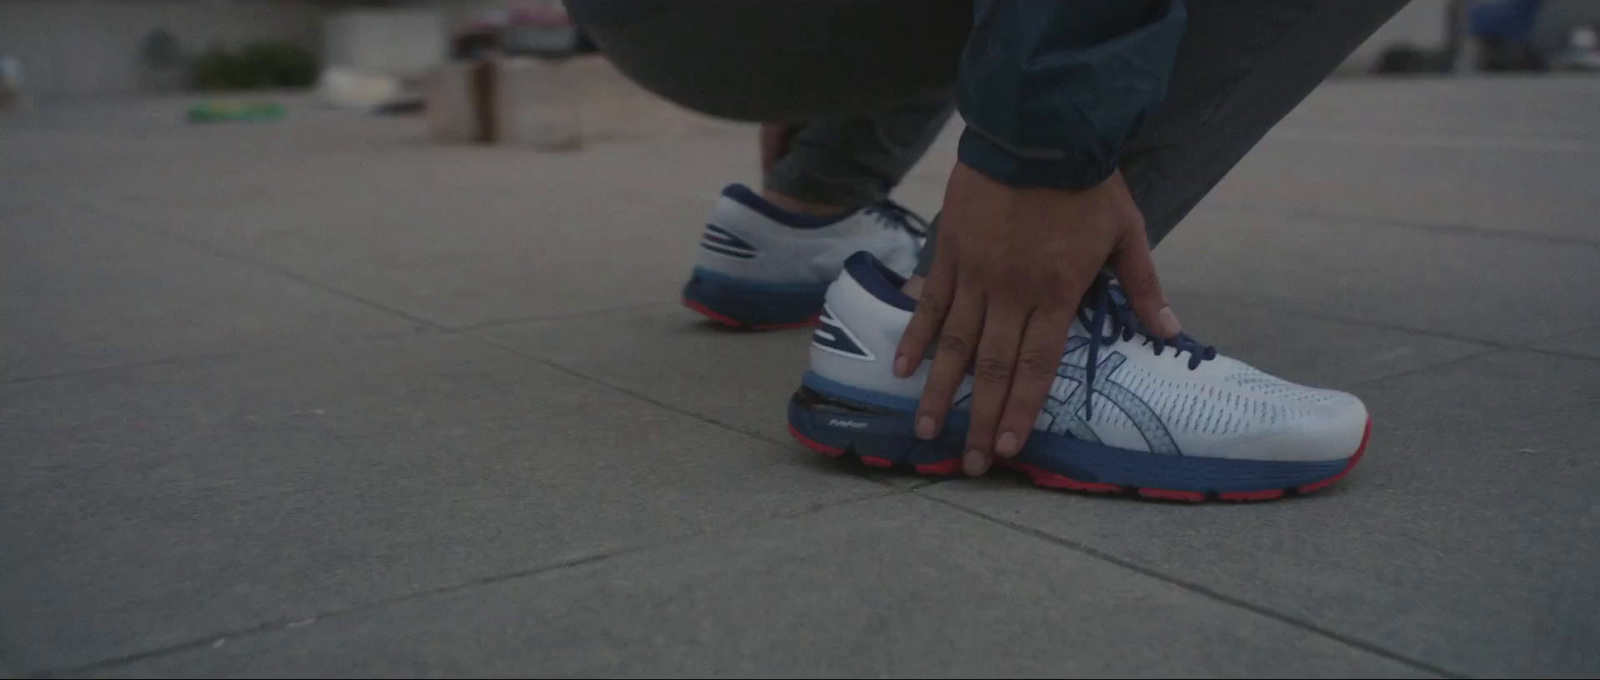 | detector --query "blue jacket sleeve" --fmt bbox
[956,0,1186,189]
